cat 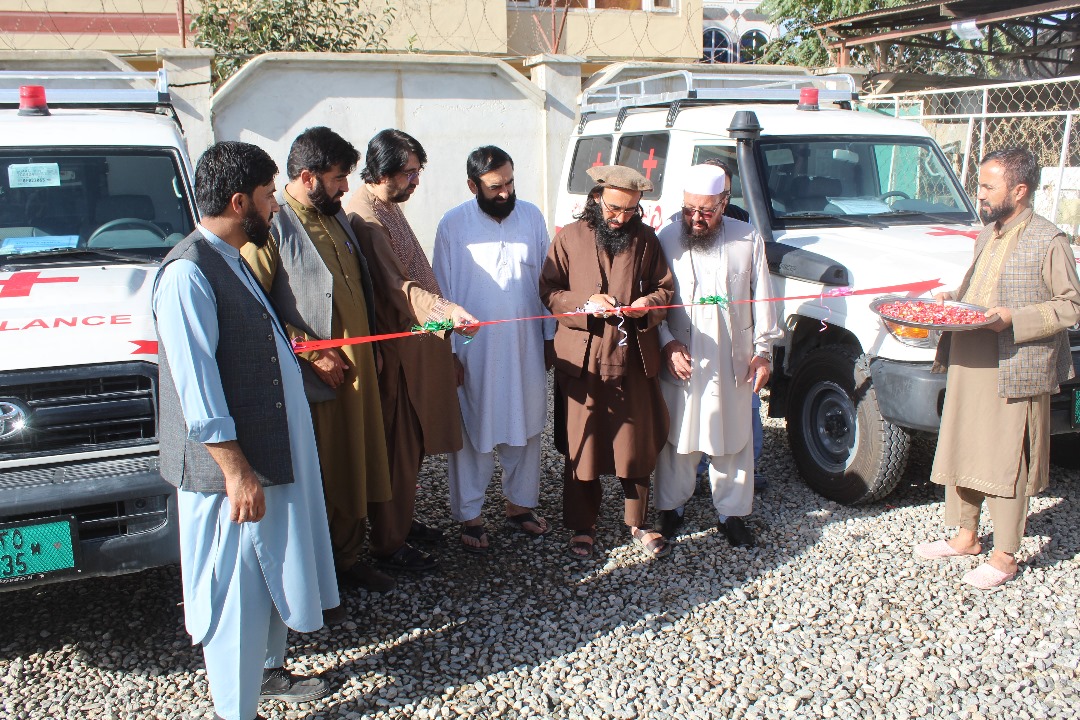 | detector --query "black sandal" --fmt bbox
[373,543,439,572]
[568,528,596,560]
[631,526,671,559]
[506,511,552,537]
[460,524,489,555]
